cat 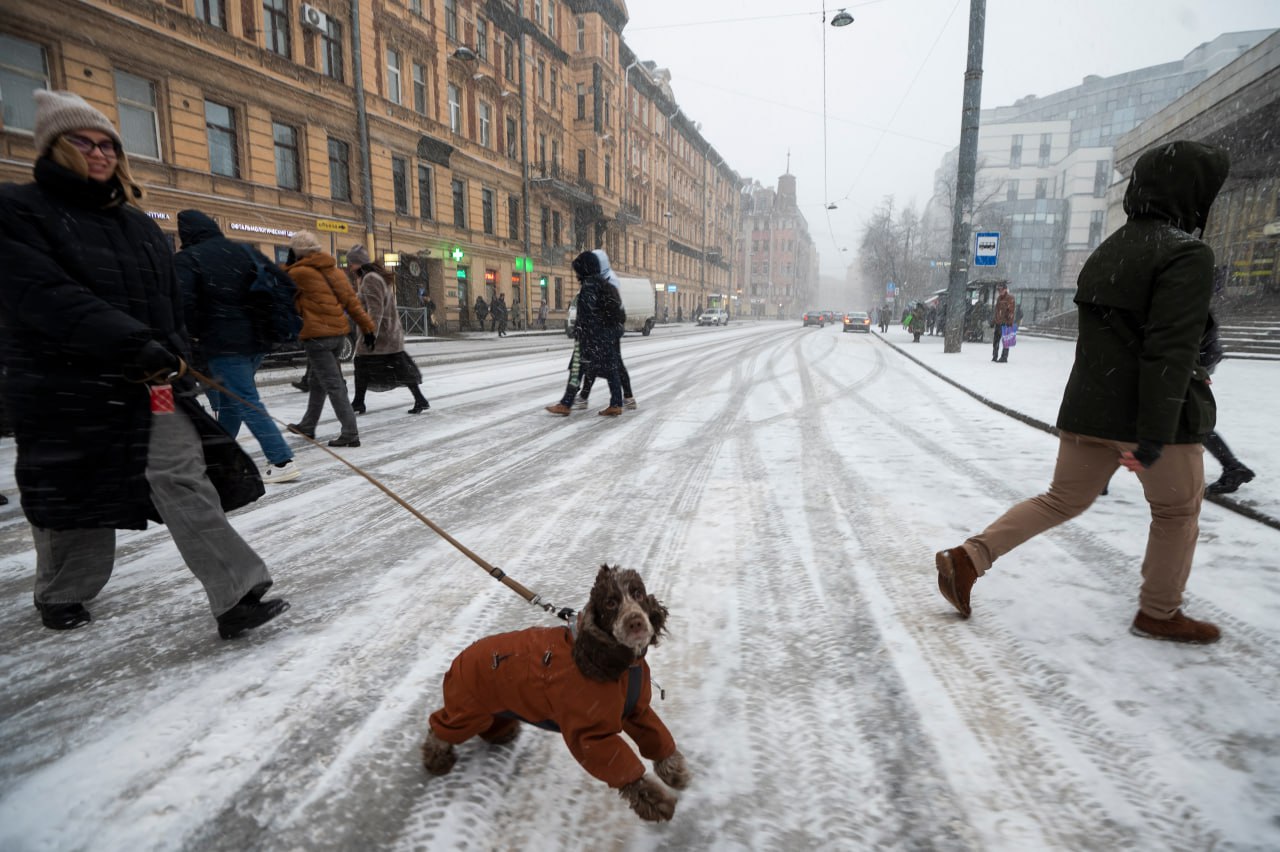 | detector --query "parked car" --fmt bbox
[802,311,825,328]
[698,309,729,326]
[842,311,872,333]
